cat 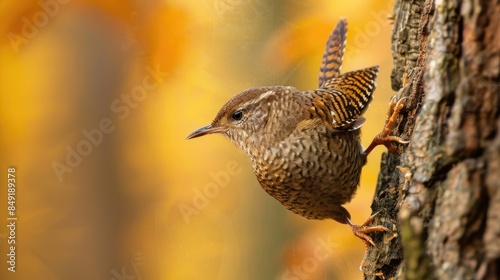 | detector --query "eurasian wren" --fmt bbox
[187,18,408,262]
